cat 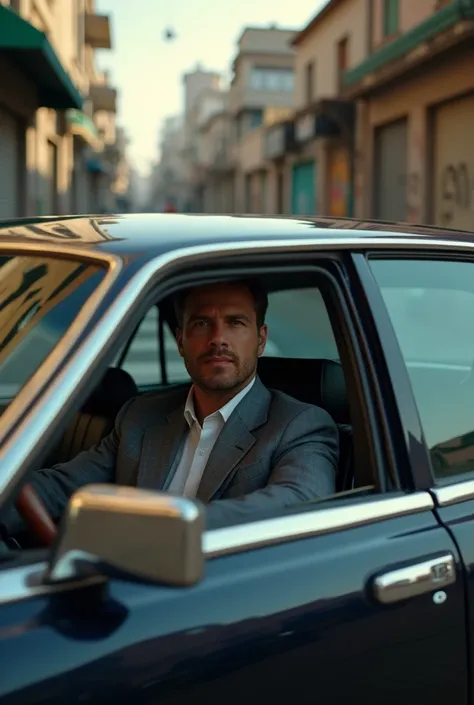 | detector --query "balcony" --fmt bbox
[85,13,112,50]
[89,83,117,113]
